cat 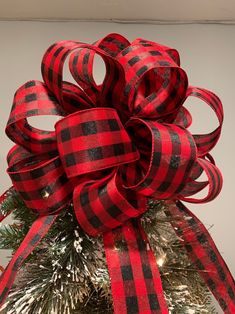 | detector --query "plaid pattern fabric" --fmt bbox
[7,145,33,166]
[186,86,223,157]
[1,33,234,313]
[116,41,188,119]
[5,80,65,154]
[73,170,147,236]
[0,189,12,223]
[0,214,57,306]
[103,220,168,313]
[123,118,197,198]
[56,107,139,177]
[180,157,223,203]
[7,153,74,215]
[165,200,235,313]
